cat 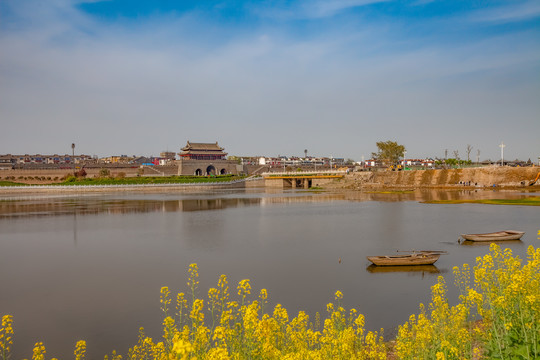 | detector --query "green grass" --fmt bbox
[0,181,26,186]
[423,197,540,206]
[0,175,245,187]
